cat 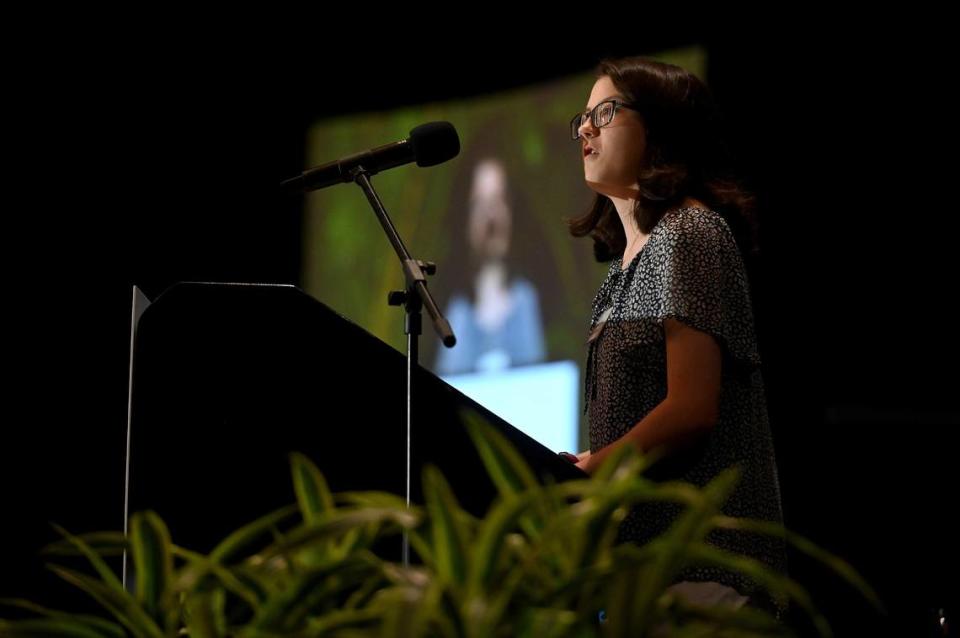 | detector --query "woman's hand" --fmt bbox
[575,450,592,474]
